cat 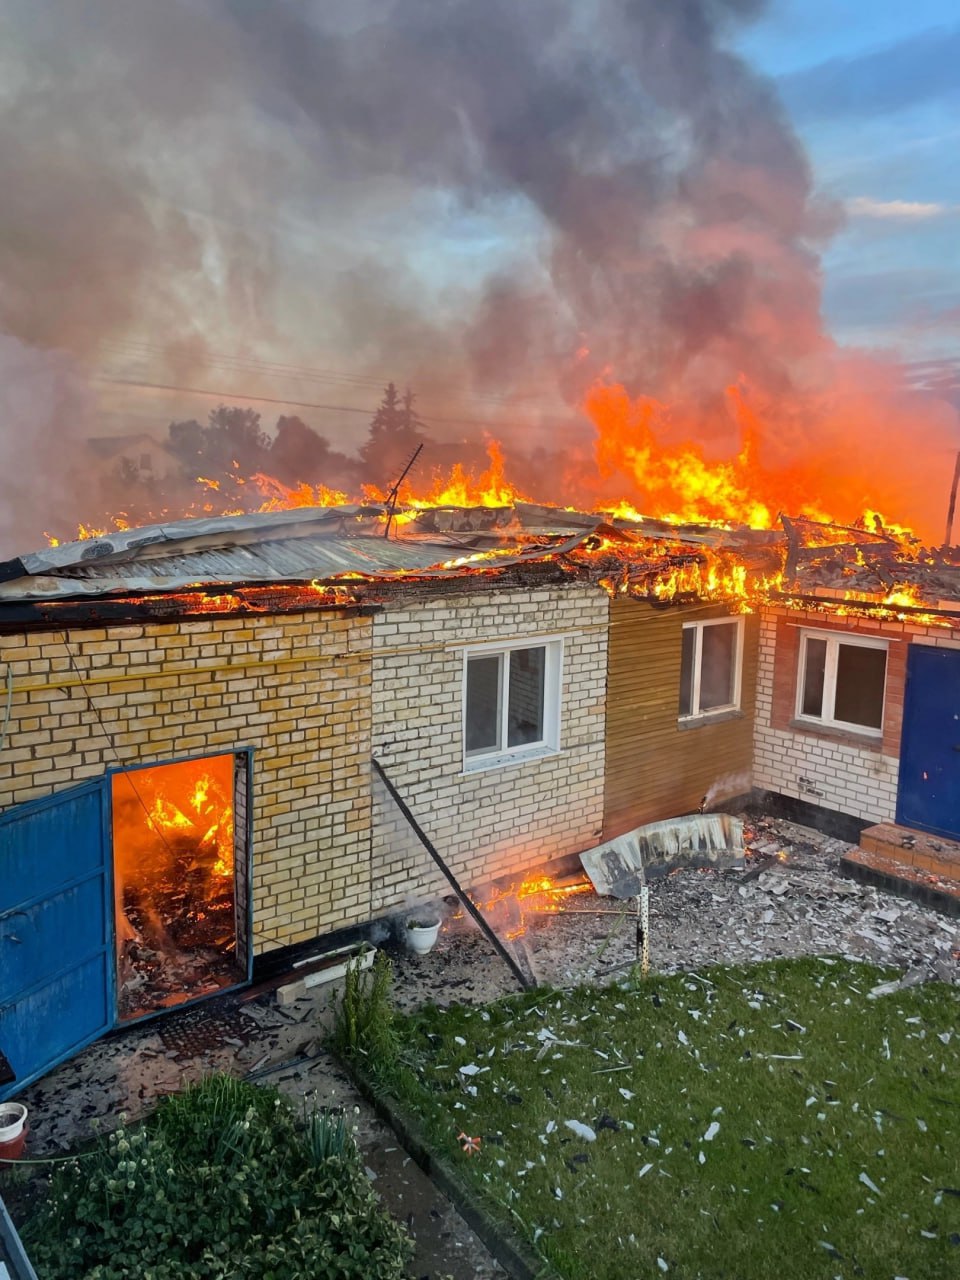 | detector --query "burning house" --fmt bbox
[0,499,958,1098]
